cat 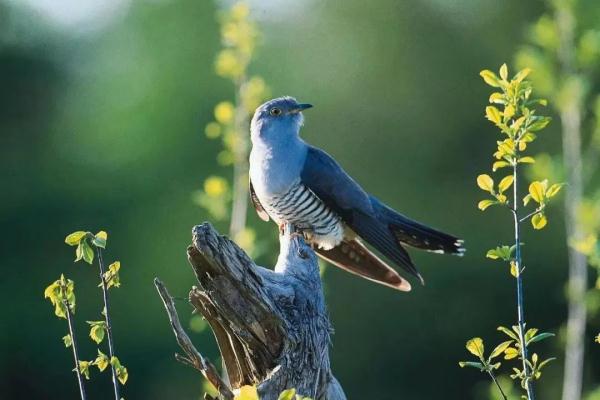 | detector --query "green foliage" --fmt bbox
[462,64,559,400]
[44,274,76,319]
[45,229,129,399]
[194,1,270,257]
